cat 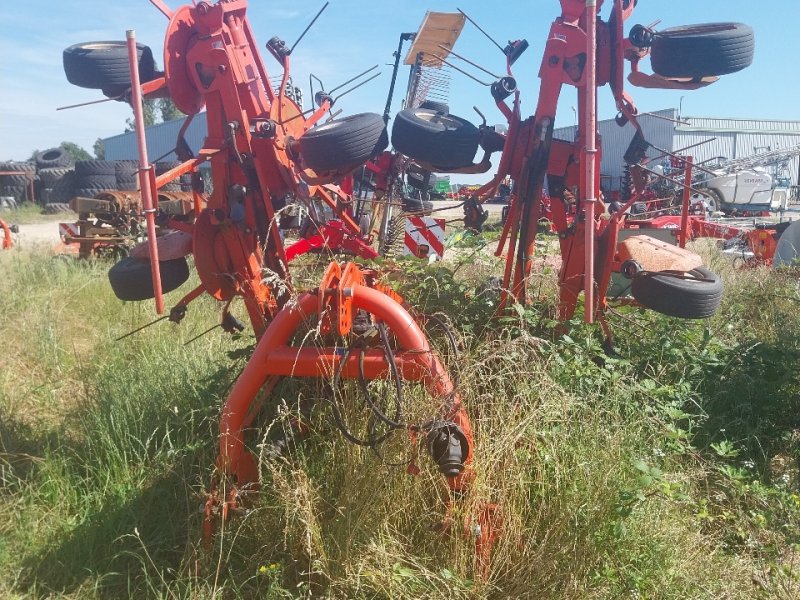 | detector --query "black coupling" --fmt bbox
[267,36,290,59]
[426,422,468,477]
[629,24,654,49]
[491,76,517,102]
[314,90,333,108]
